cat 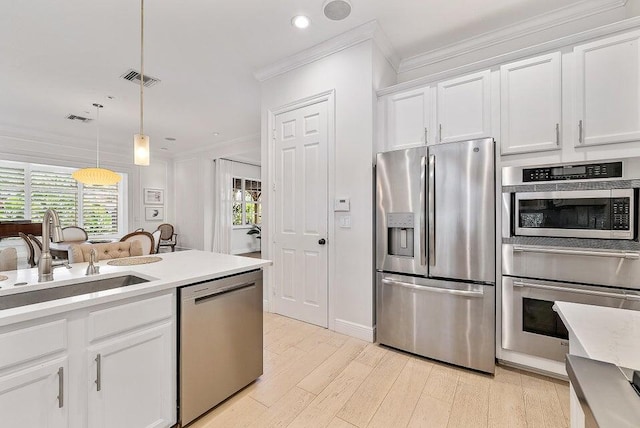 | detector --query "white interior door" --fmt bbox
[273,100,328,328]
